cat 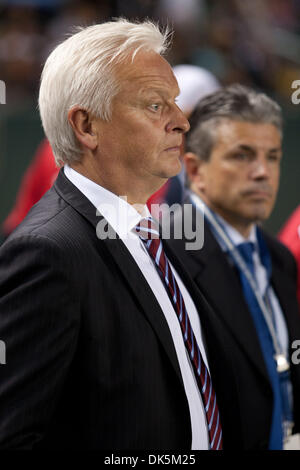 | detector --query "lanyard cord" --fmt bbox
[196,199,288,367]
